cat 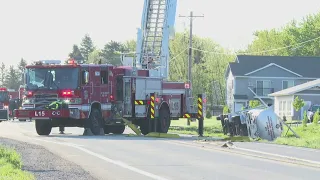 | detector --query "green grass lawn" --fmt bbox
[0,146,34,180]
[274,123,320,149]
[169,117,227,138]
[170,117,320,149]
